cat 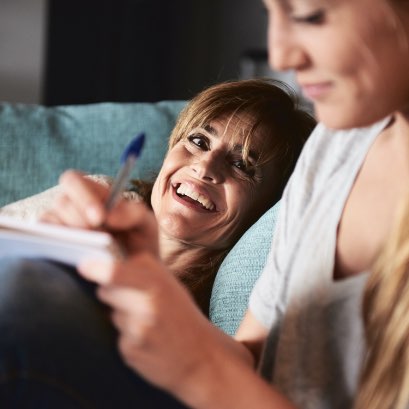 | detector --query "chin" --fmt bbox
[316,104,390,130]
[160,218,187,237]
[159,218,202,244]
